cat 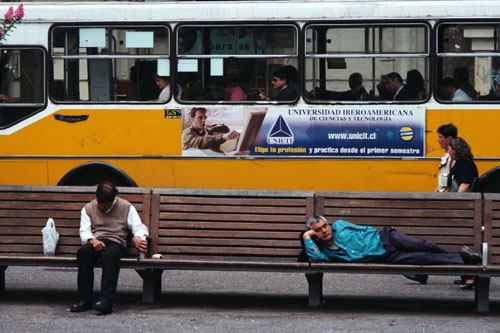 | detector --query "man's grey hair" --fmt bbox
[306,215,328,230]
